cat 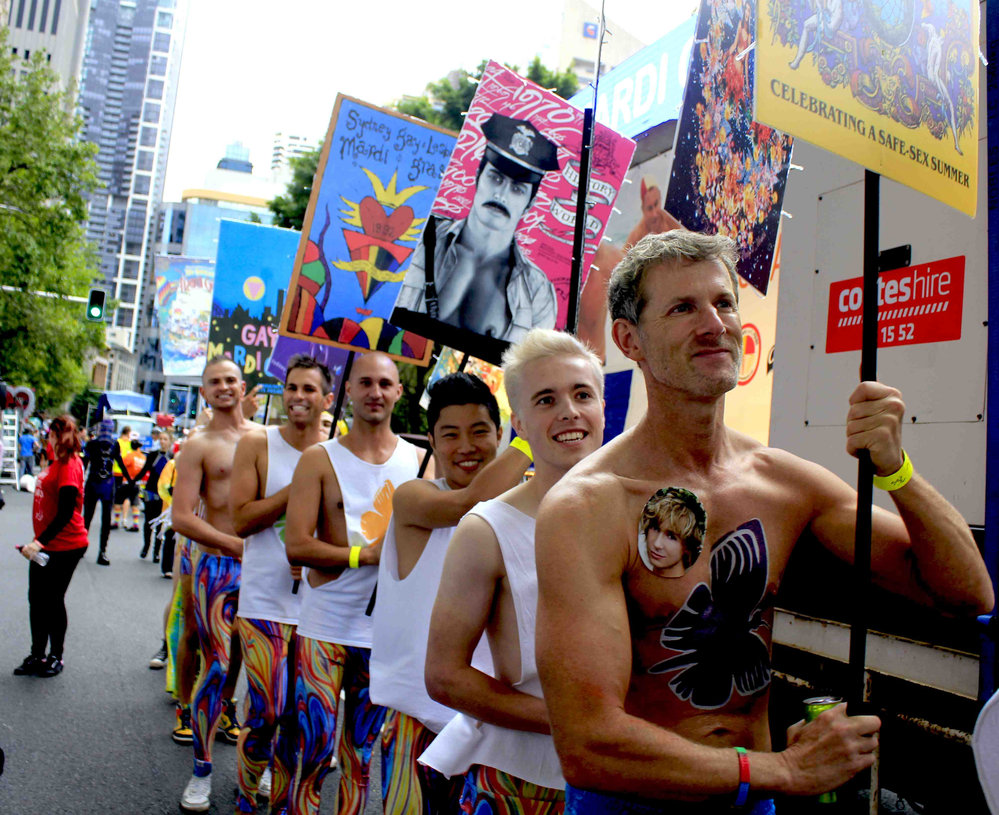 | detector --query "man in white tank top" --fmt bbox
[372,372,533,814]
[285,352,426,815]
[422,330,605,814]
[229,356,335,815]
